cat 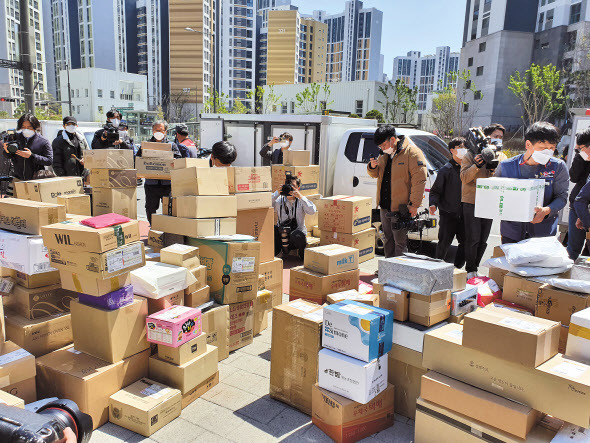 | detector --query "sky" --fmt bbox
[292,0,466,78]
